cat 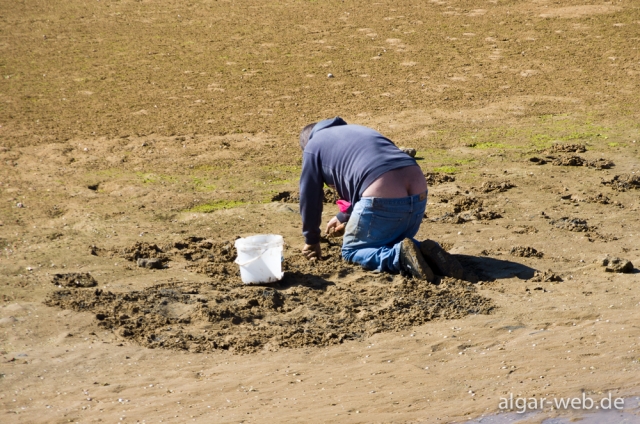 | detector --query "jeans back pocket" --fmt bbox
[366,209,407,243]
